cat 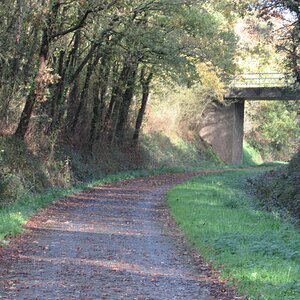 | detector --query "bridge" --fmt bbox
[225,73,300,101]
[200,73,300,164]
